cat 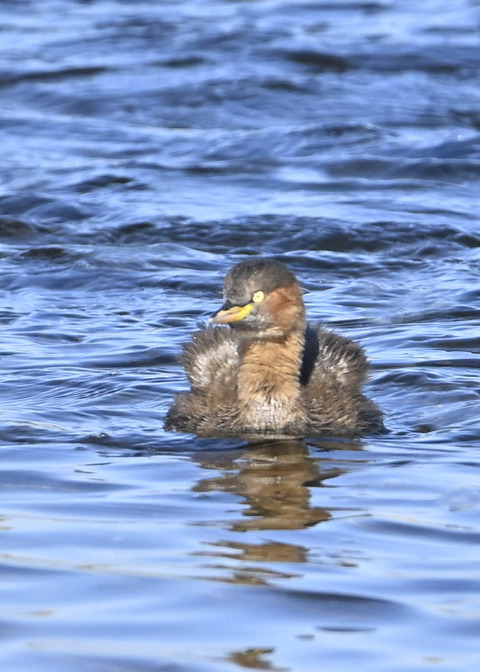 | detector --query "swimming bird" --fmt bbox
[165,258,383,438]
